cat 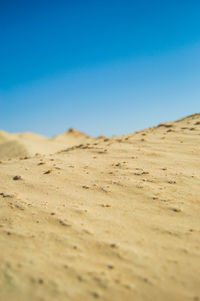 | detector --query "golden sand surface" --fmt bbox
[0,114,200,301]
